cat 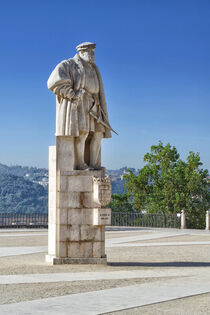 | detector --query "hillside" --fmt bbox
[0,173,48,214]
[0,163,48,186]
